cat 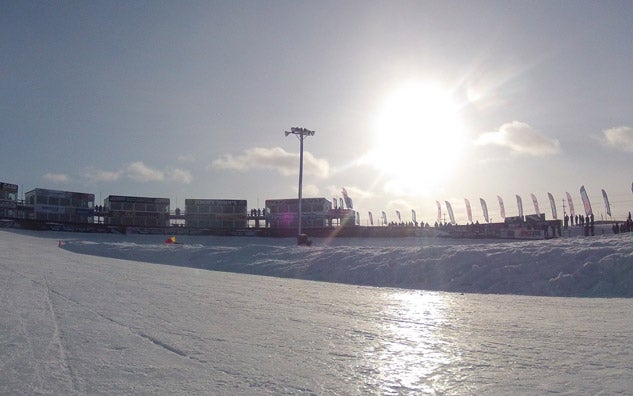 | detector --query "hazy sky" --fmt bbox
[3,1,633,223]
